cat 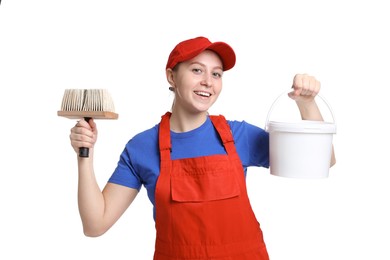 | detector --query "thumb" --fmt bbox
[288,89,299,100]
